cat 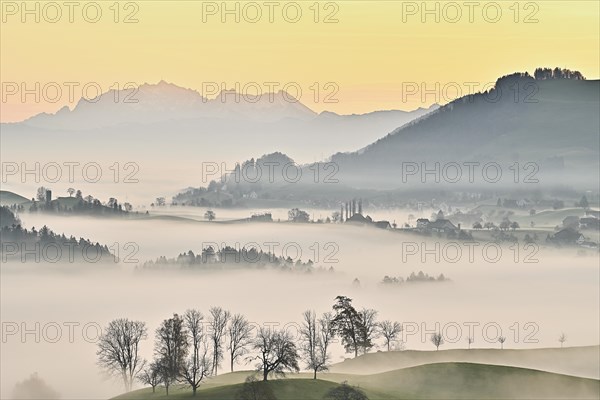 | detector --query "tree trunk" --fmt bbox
[192,386,197,396]
[263,368,269,381]
[152,386,155,393]
[313,369,317,380]
[231,356,234,372]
